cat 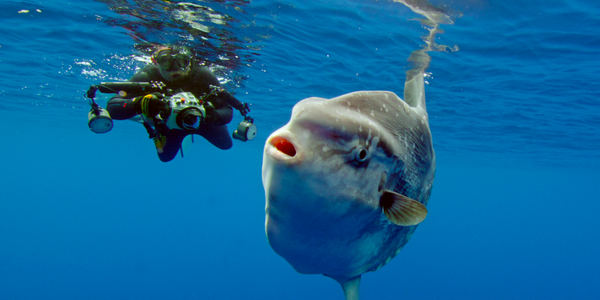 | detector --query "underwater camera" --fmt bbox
[164,92,205,131]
